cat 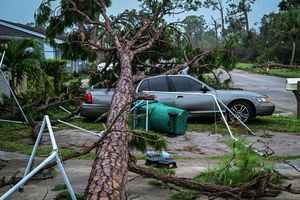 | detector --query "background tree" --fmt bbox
[0,39,43,93]
[258,1,300,64]
[203,0,226,38]
[182,15,207,48]
[36,0,201,199]
[279,0,300,11]
[227,0,255,38]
